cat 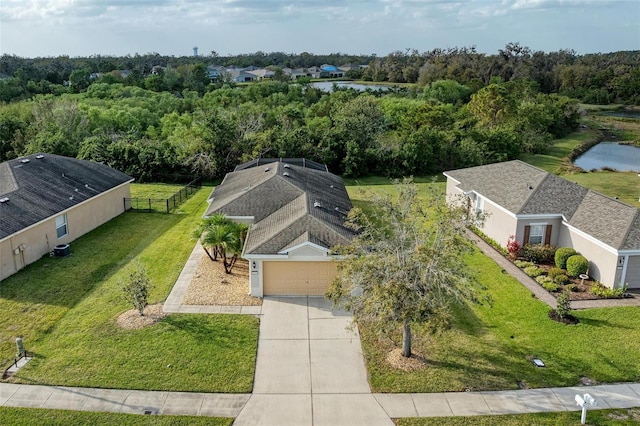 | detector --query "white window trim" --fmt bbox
[528,222,547,245]
[55,214,68,239]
